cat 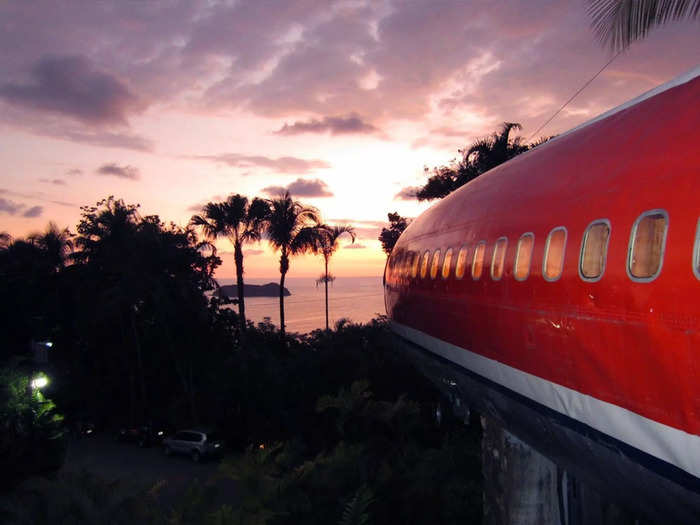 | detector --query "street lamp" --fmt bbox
[31,374,49,390]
